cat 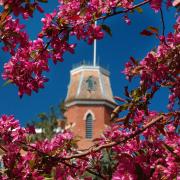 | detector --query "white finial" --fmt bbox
[93,21,97,67]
